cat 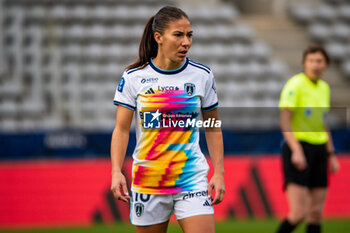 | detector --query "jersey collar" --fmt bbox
[302,72,320,87]
[150,57,188,75]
